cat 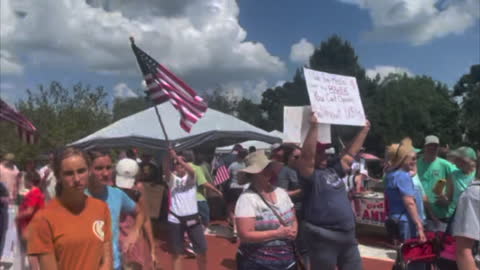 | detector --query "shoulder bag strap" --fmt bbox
[251,187,288,226]
[251,187,306,270]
